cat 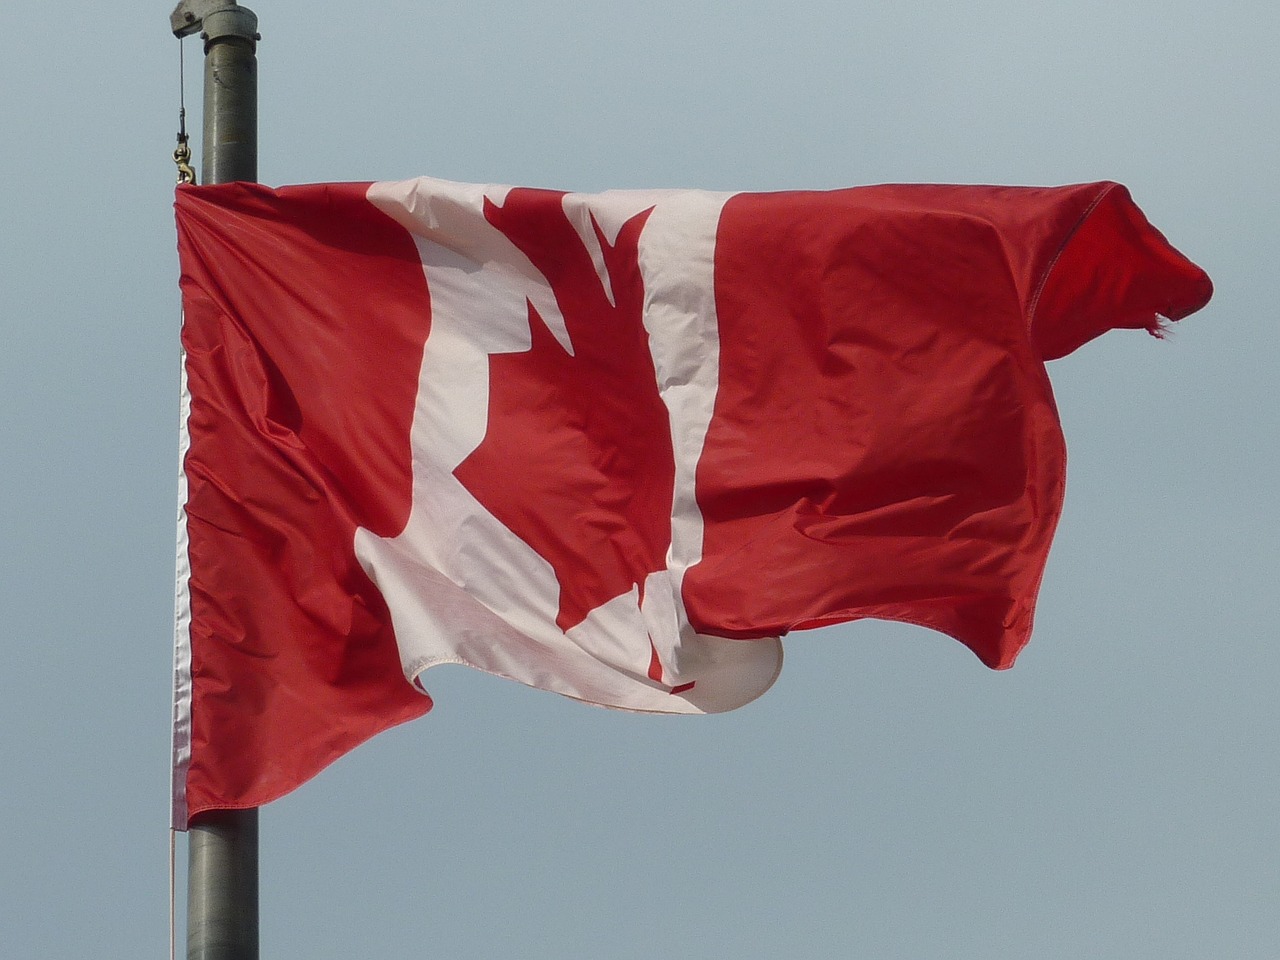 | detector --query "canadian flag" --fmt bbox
[173,177,1211,825]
